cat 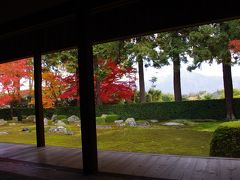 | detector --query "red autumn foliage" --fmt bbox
[0,58,136,107]
[60,59,136,104]
[0,59,32,106]
[229,39,240,53]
